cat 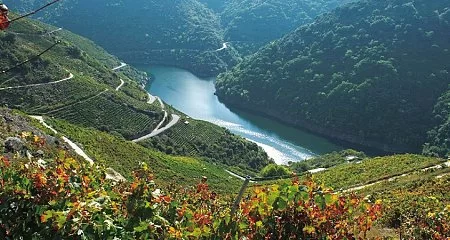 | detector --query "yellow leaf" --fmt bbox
[303,226,315,234]
[256,221,263,228]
